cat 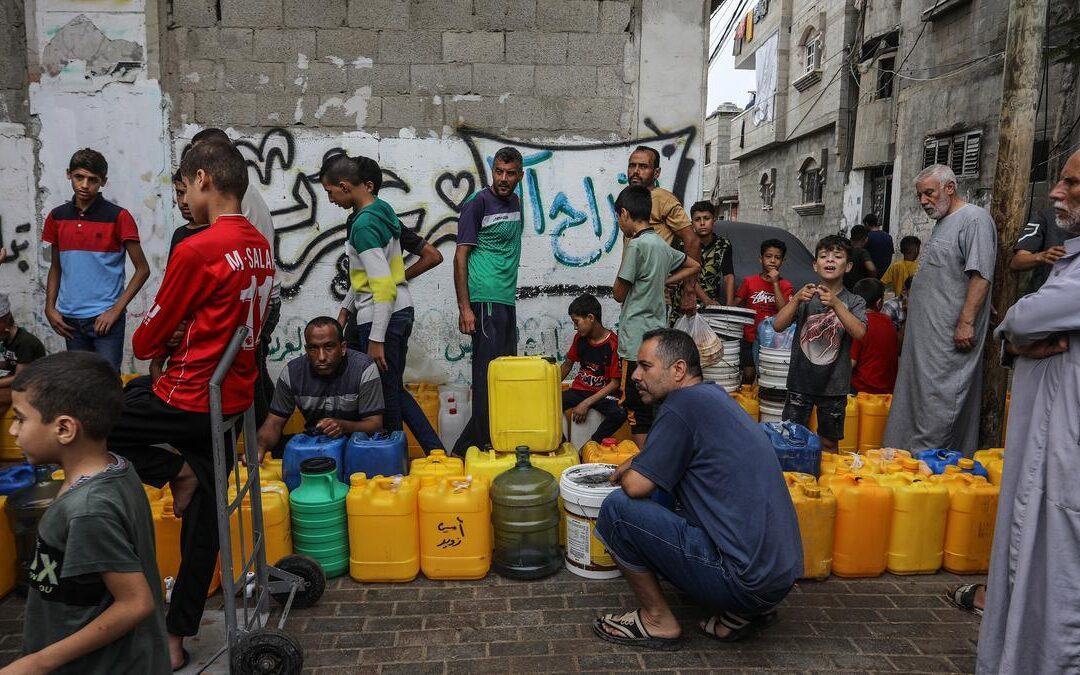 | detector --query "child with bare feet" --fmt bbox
[108,140,274,670]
